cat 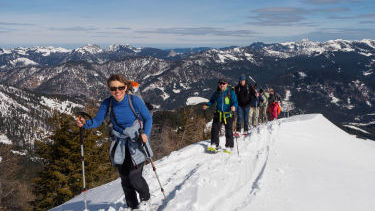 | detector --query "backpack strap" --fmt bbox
[127,94,144,130]
[109,95,143,131]
[109,97,125,130]
[127,94,140,120]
